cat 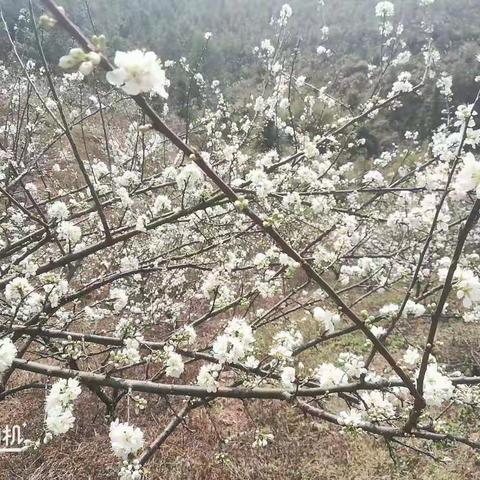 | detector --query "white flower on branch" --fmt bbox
[135,215,148,233]
[46,406,76,435]
[43,278,69,308]
[295,75,306,88]
[163,346,184,378]
[110,288,129,312]
[454,268,480,308]
[47,201,70,221]
[112,337,142,365]
[197,363,221,392]
[212,317,255,364]
[361,391,396,422]
[370,325,386,338]
[379,303,400,317]
[314,363,347,388]
[313,306,340,334]
[153,194,172,214]
[338,352,366,378]
[46,378,81,411]
[362,170,384,186]
[278,4,293,26]
[454,152,480,198]
[169,325,197,347]
[390,72,413,96]
[269,330,303,360]
[109,420,145,459]
[0,337,17,374]
[403,300,426,317]
[119,461,143,480]
[375,1,395,17]
[338,409,364,427]
[5,277,33,305]
[454,104,477,128]
[246,168,275,198]
[393,50,411,66]
[316,45,332,57]
[403,347,420,366]
[120,256,140,272]
[304,140,319,159]
[437,73,453,97]
[57,221,82,245]
[45,378,81,436]
[421,363,454,406]
[106,50,169,97]
[280,366,296,390]
[175,163,205,190]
